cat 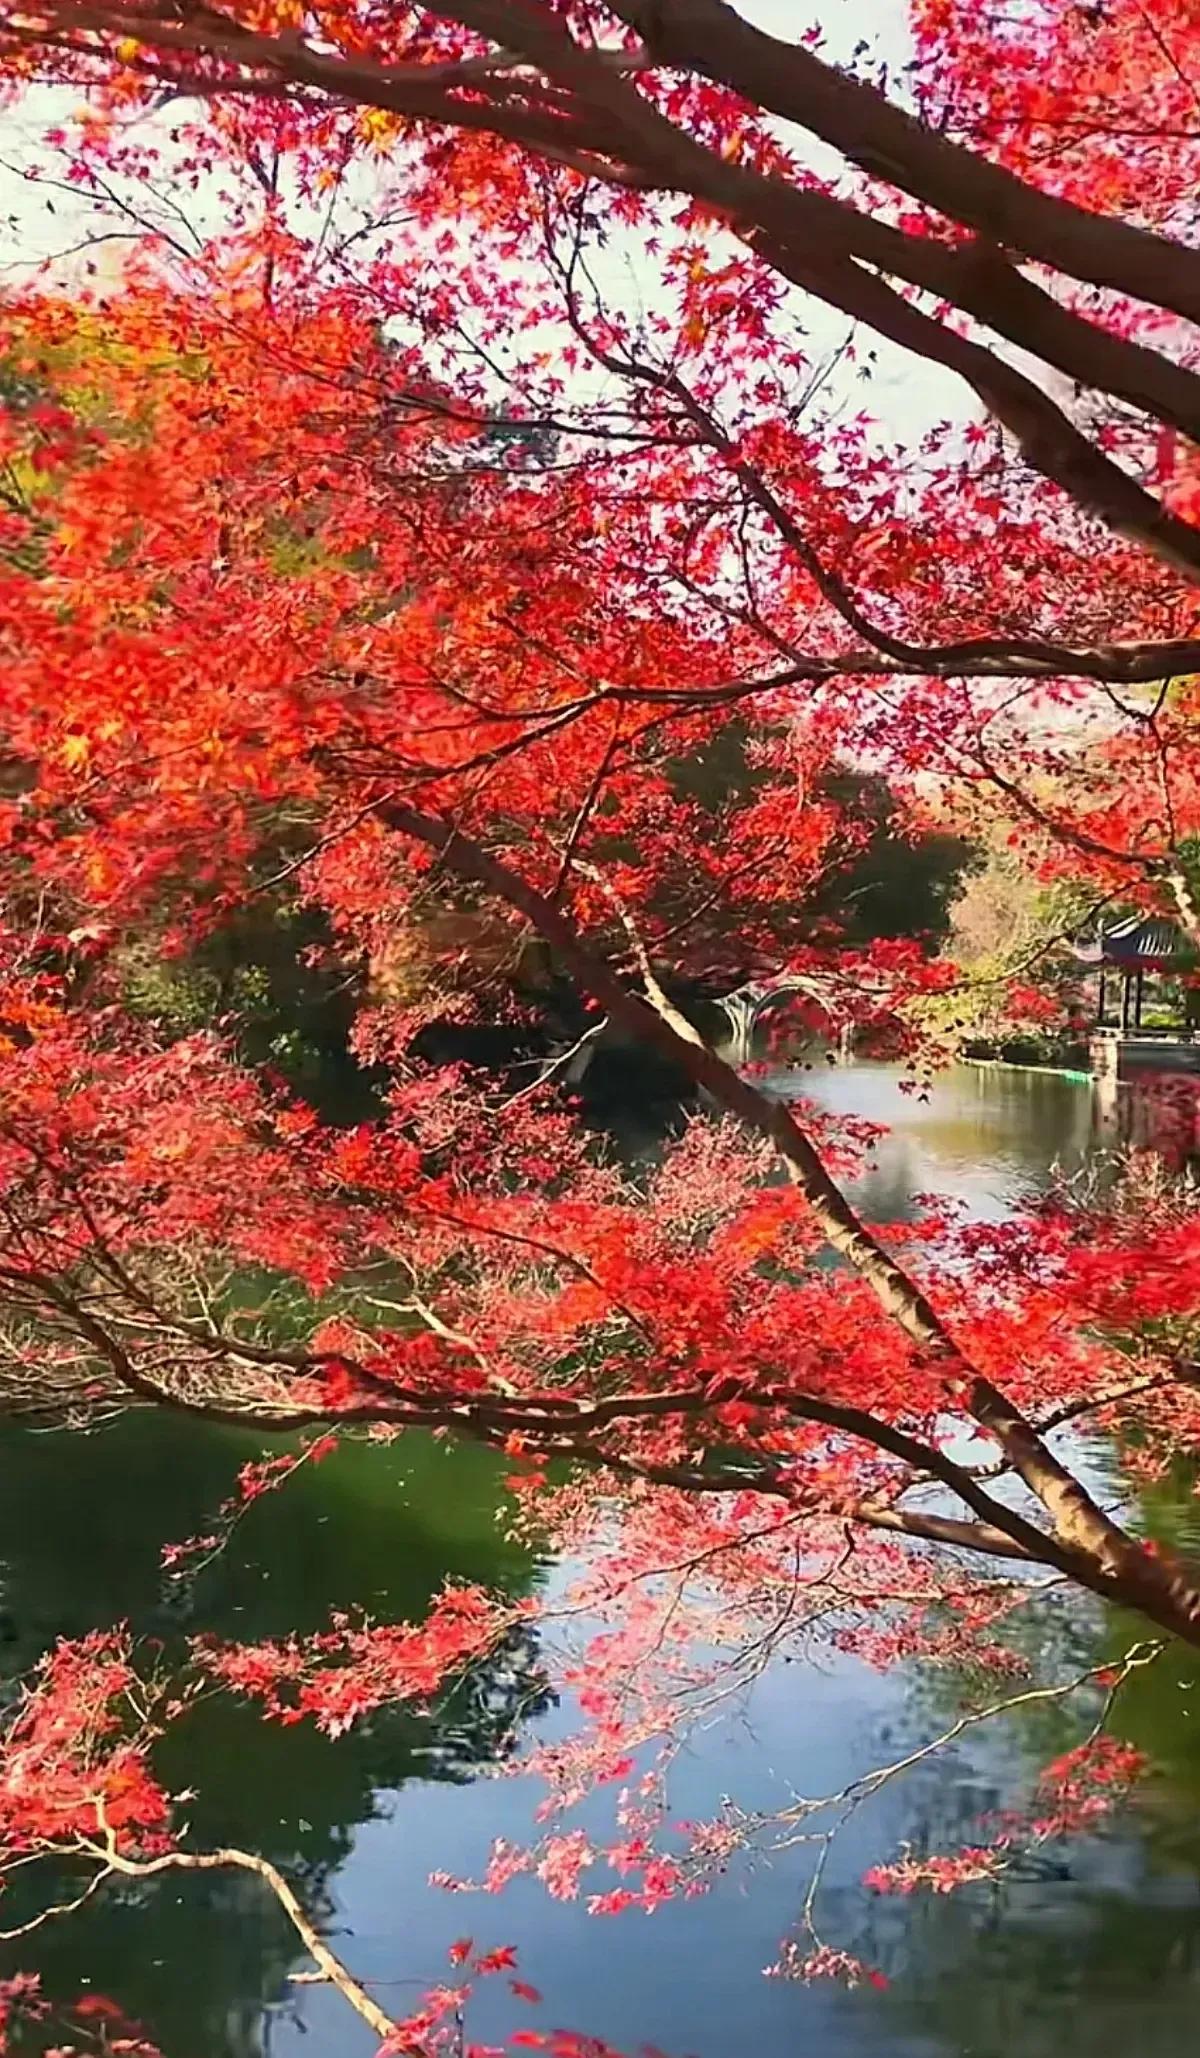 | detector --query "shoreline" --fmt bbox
[959,1055,1094,1084]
